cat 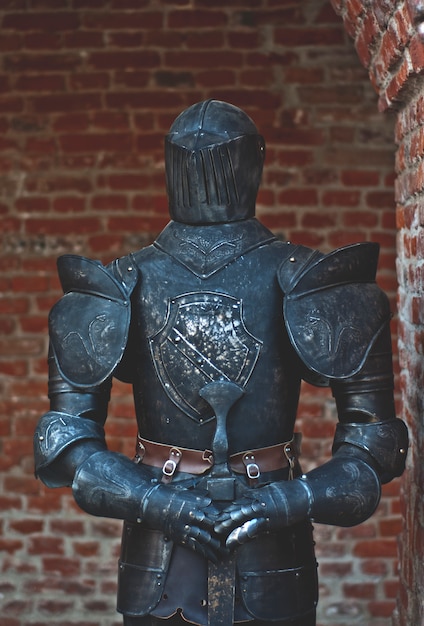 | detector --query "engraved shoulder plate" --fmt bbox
[50,255,137,387]
[281,243,391,379]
